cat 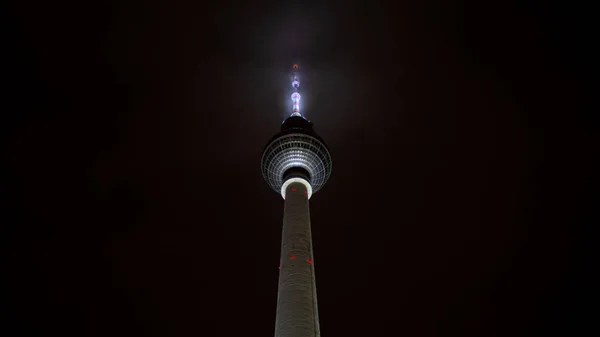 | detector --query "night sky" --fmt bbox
[3,1,594,336]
